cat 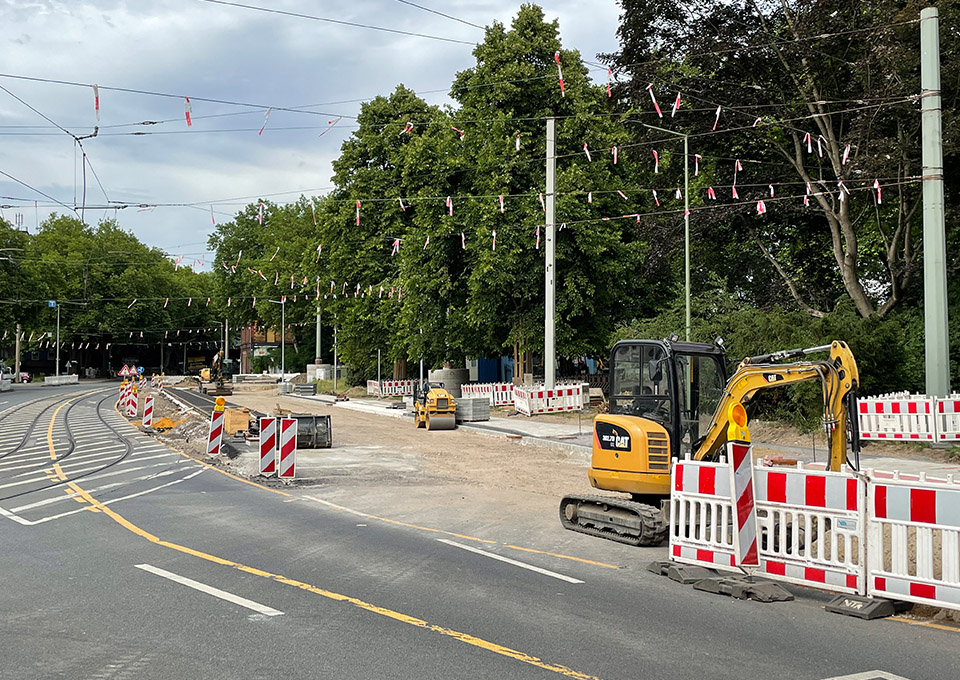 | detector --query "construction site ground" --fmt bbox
[140,384,960,624]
